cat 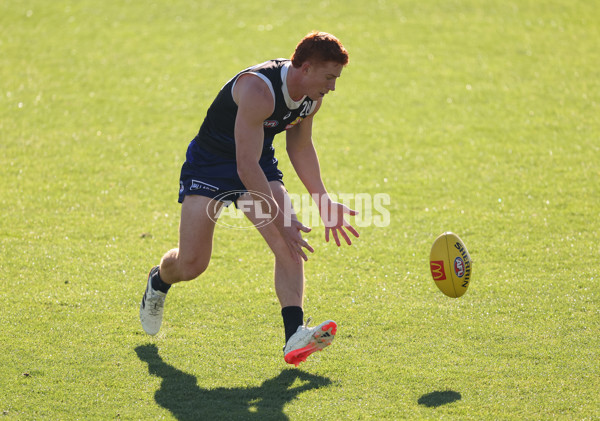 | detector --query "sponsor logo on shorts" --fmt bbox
[190,180,219,193]
[283,112,292,120]
[430,261,446,281]
[454,257,465,278]
[264,120,278,128]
